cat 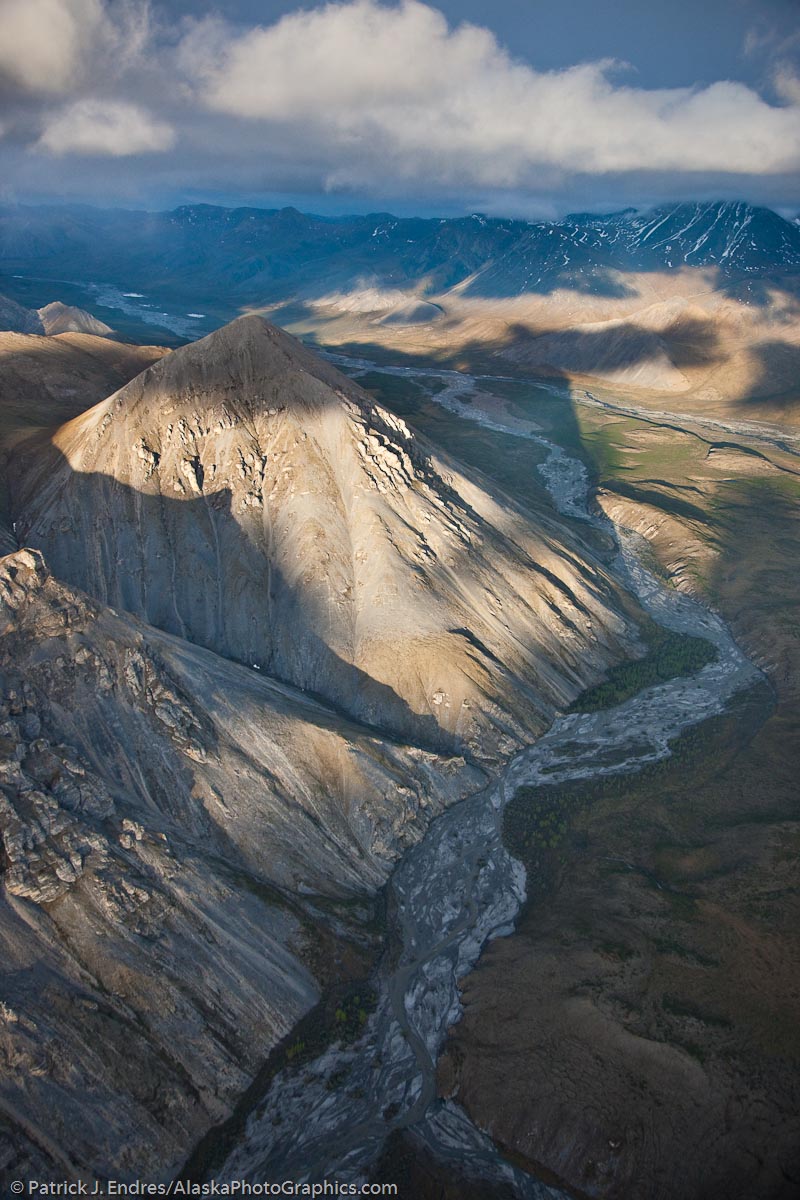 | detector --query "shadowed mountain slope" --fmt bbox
[11,315,639,758]
[2,201,798,302]
[0,291,43,335]
[0,545,479,1181]
[0,329,167,561]
[0,330,166,445]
